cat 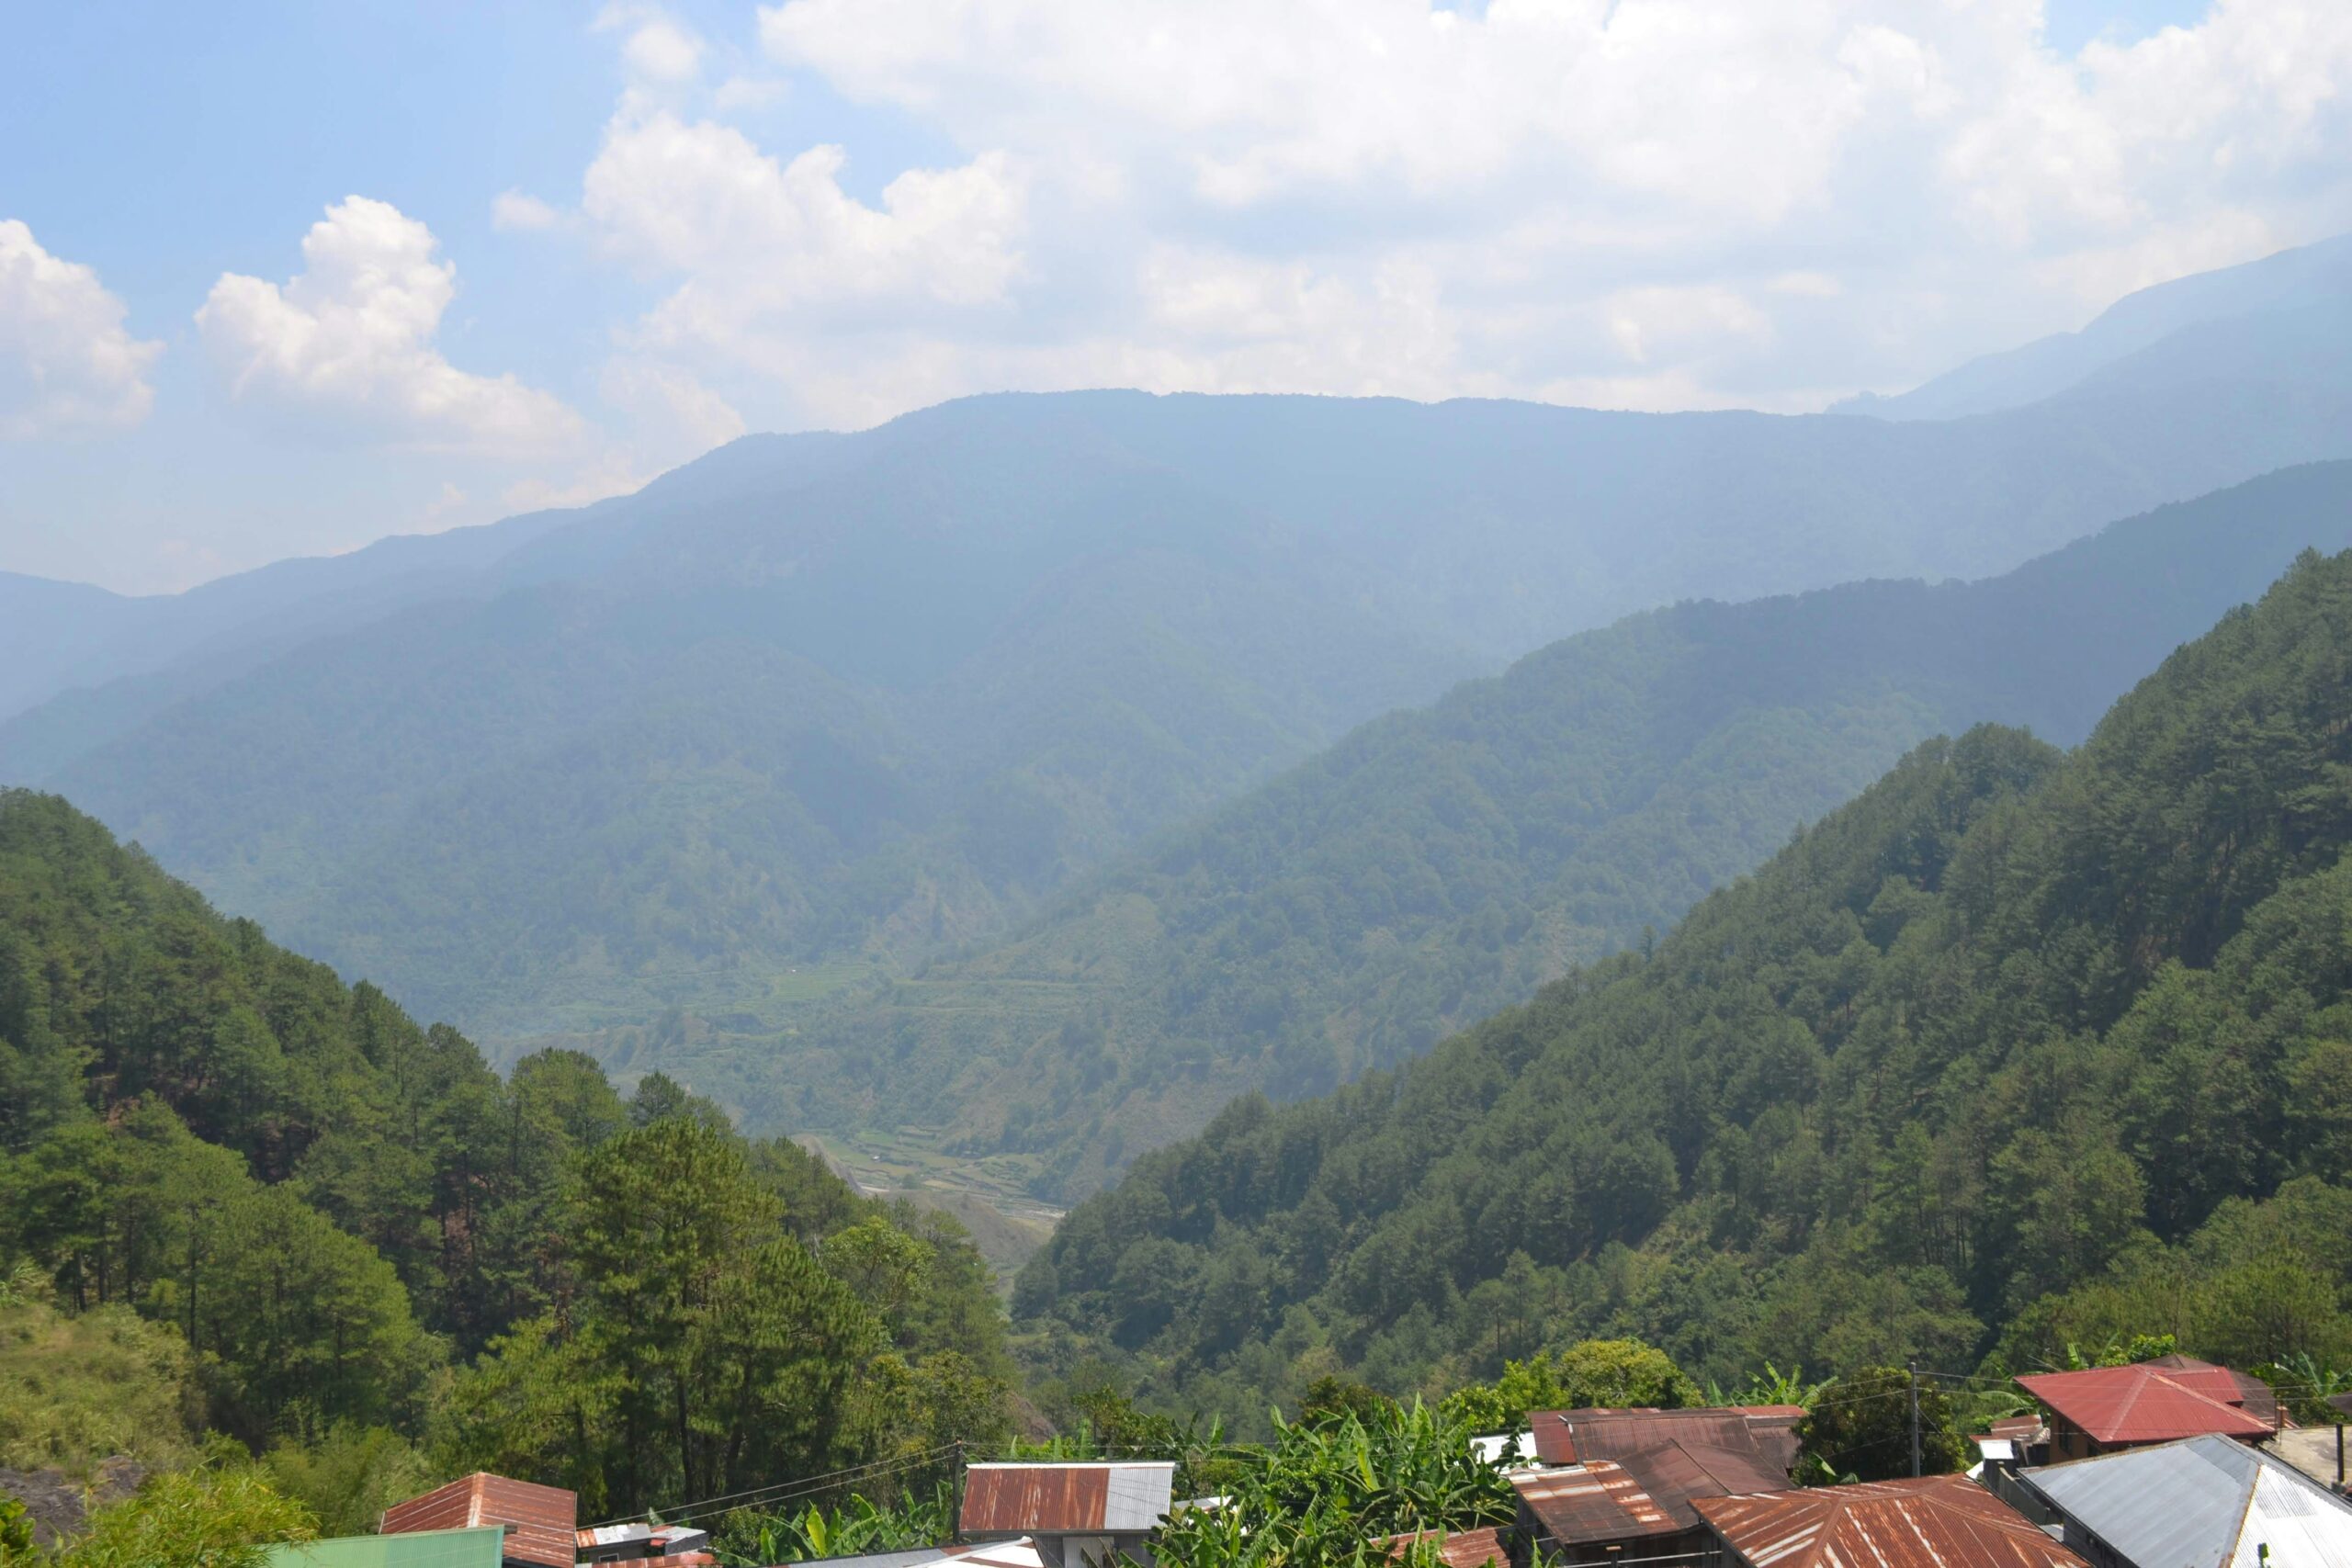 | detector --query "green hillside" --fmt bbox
[1017,547,2352,1421]
[653,462,2352,1199]
[0,790,1012,1520]
[17,375,2352,1063]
